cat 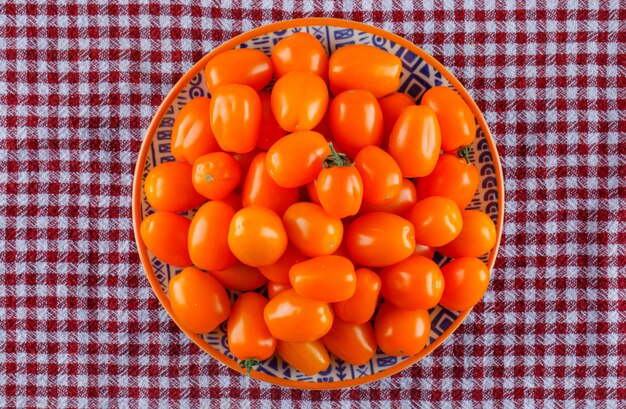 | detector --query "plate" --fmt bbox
[132,18,504,389]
